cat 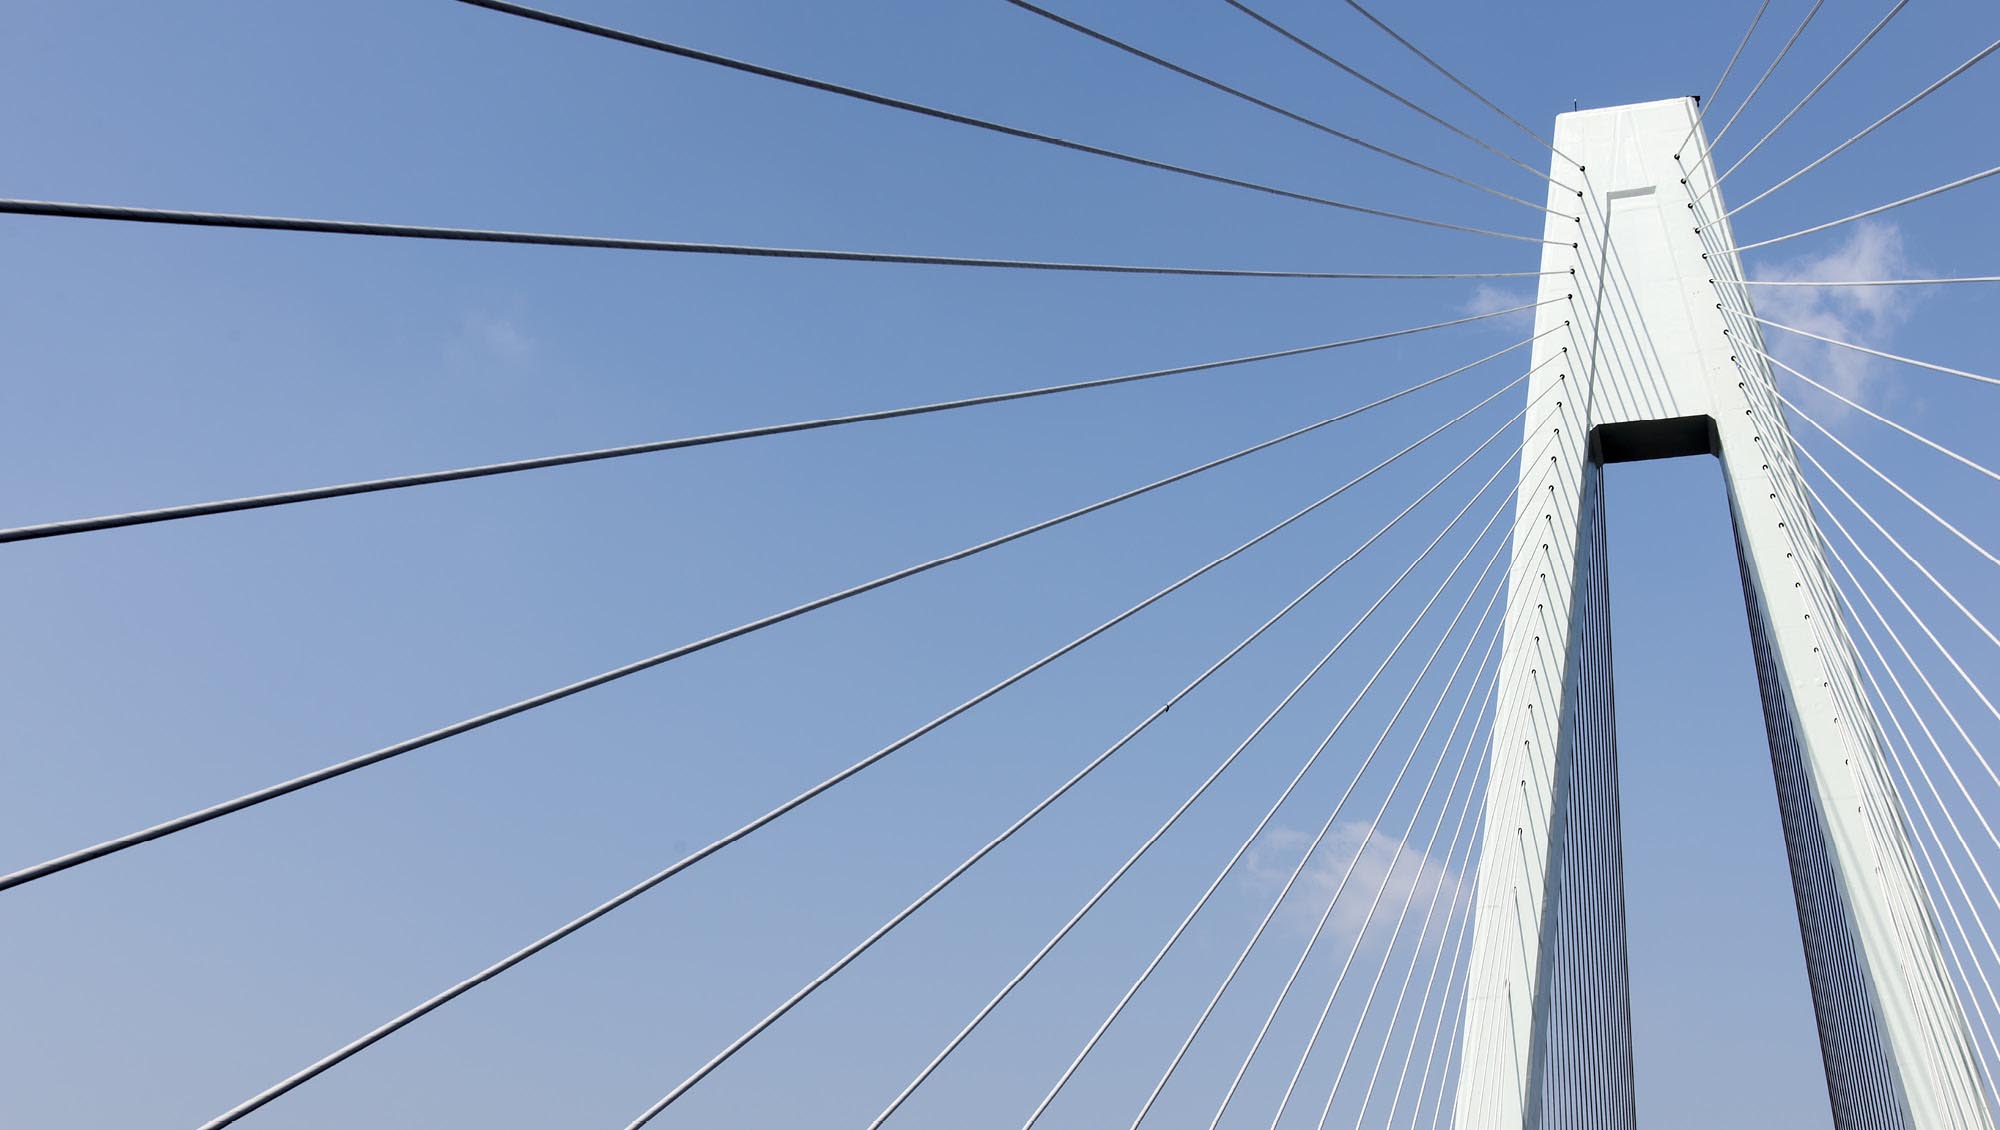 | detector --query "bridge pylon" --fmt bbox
[1451,97,1992,1130]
